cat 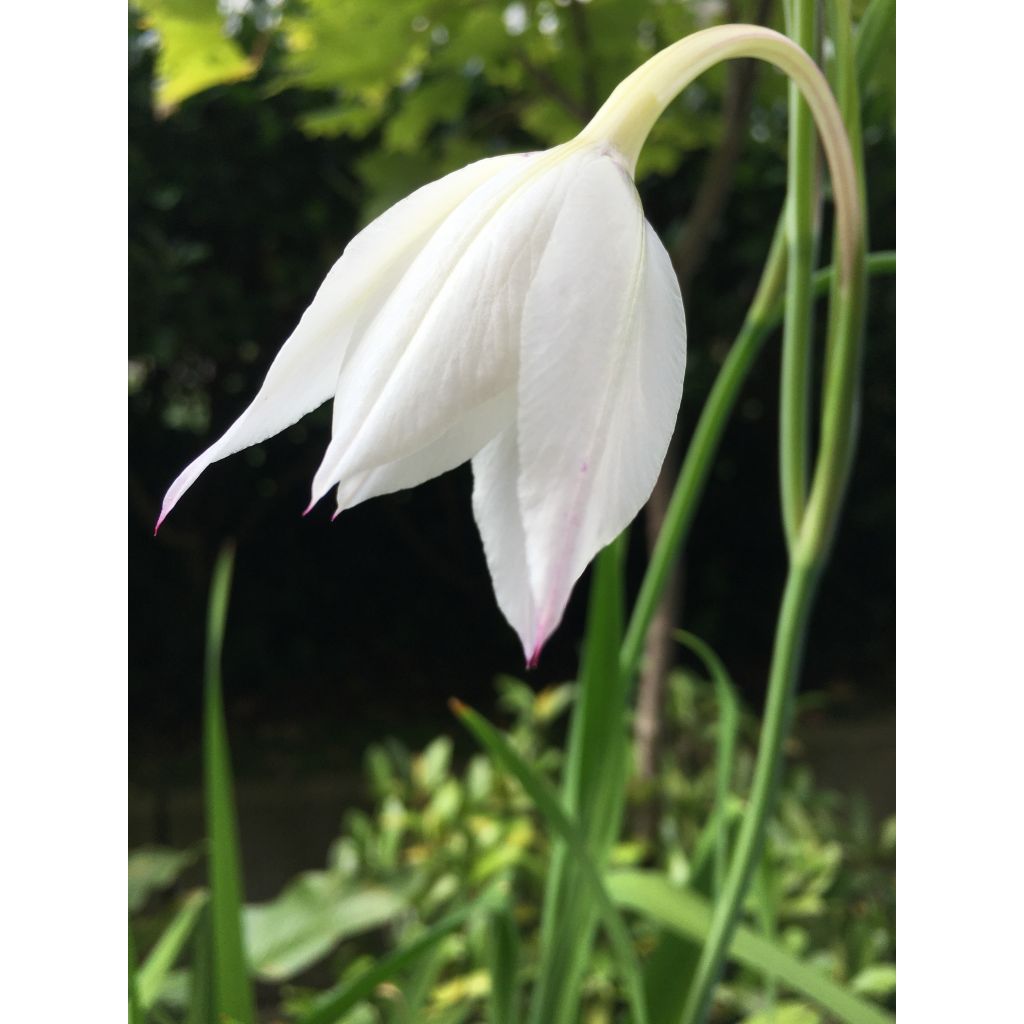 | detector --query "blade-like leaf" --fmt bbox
[532,537,629,1024]
[129,923,142,1024]
[607,871,894,1024]
[185,901,215,1024]
[203,541,256,1024]
[675,630,740,897]
[137,889,209,1010]
[452,698,648,1024]
[486,902,521,1024]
